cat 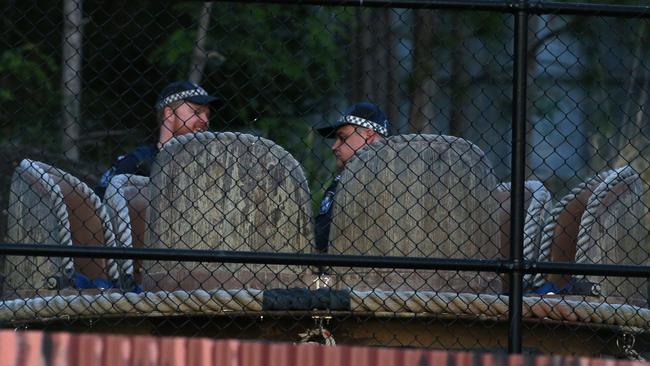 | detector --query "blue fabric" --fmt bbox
[531,279,577,295]
[72,272,144,292]
[116,275,143,293]
[314,176,340,253]
[114,283,144,294]
[93,277,114,289]
[95,144,157,199]
[130,284,144,294]
[531,282,562,295]
[73,272,93,289]
[73,272,118,290]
